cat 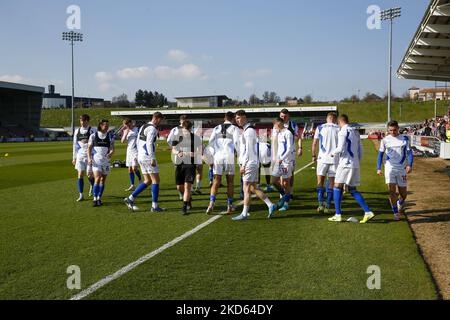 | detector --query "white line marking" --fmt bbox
[70,161,315,300]
[70,214,222,300]
[294,161,315,175]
